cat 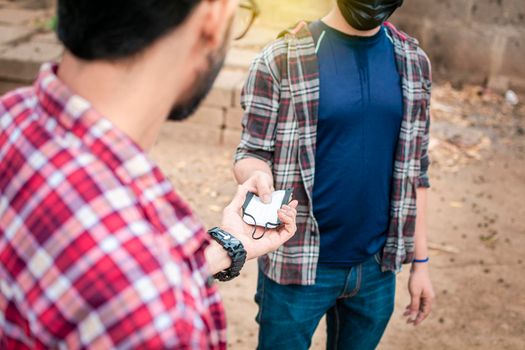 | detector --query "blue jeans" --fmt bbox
[255,254,396,350]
